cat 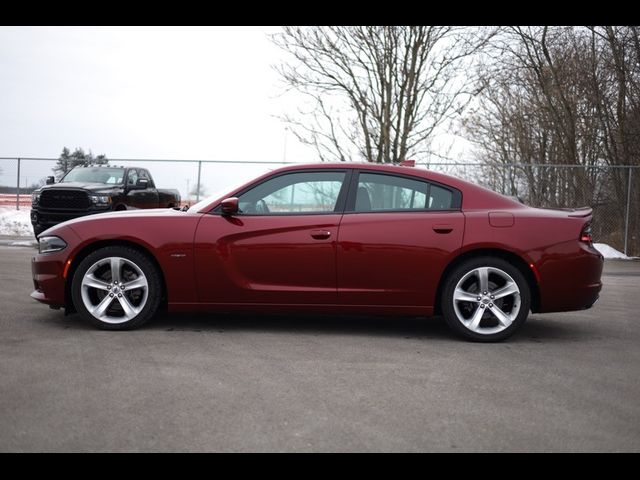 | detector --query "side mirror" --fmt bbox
[135,179,149,189]
[46,176,55,185]
[220,197,239,216]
